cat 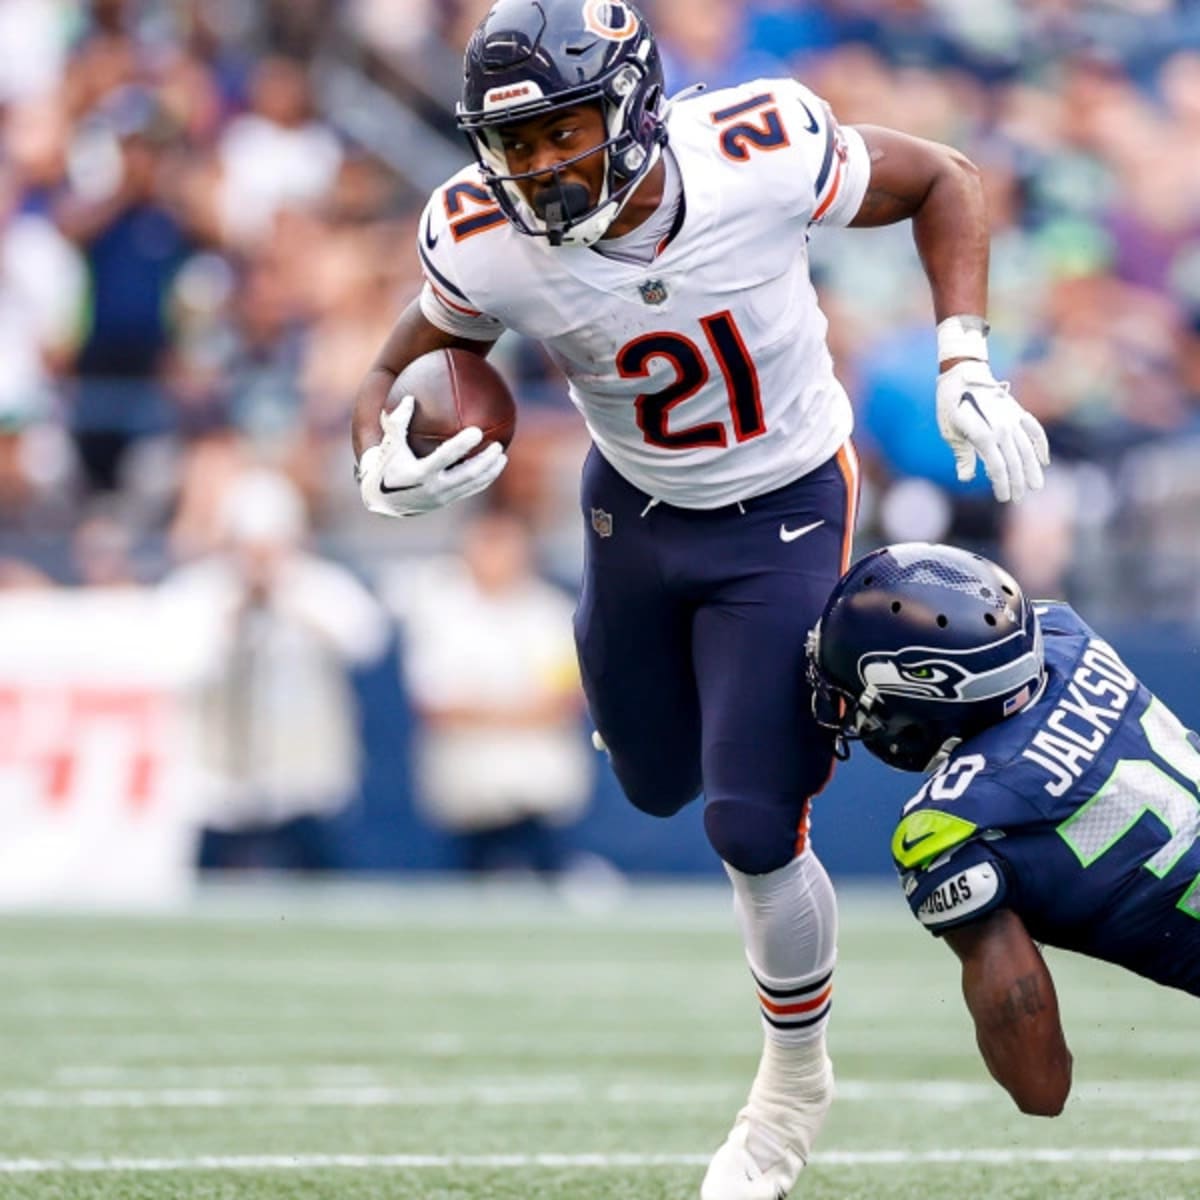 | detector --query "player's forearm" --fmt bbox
[947,911,1073,1116]
[351,300,425,459]
[966,966,1072,1116]
[352,366,398,460]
